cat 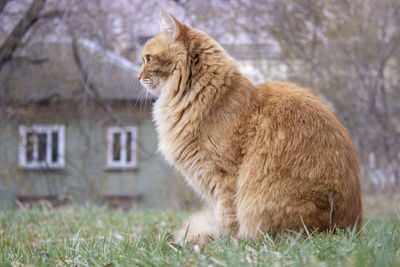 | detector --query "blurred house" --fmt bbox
[0,39,175,209]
